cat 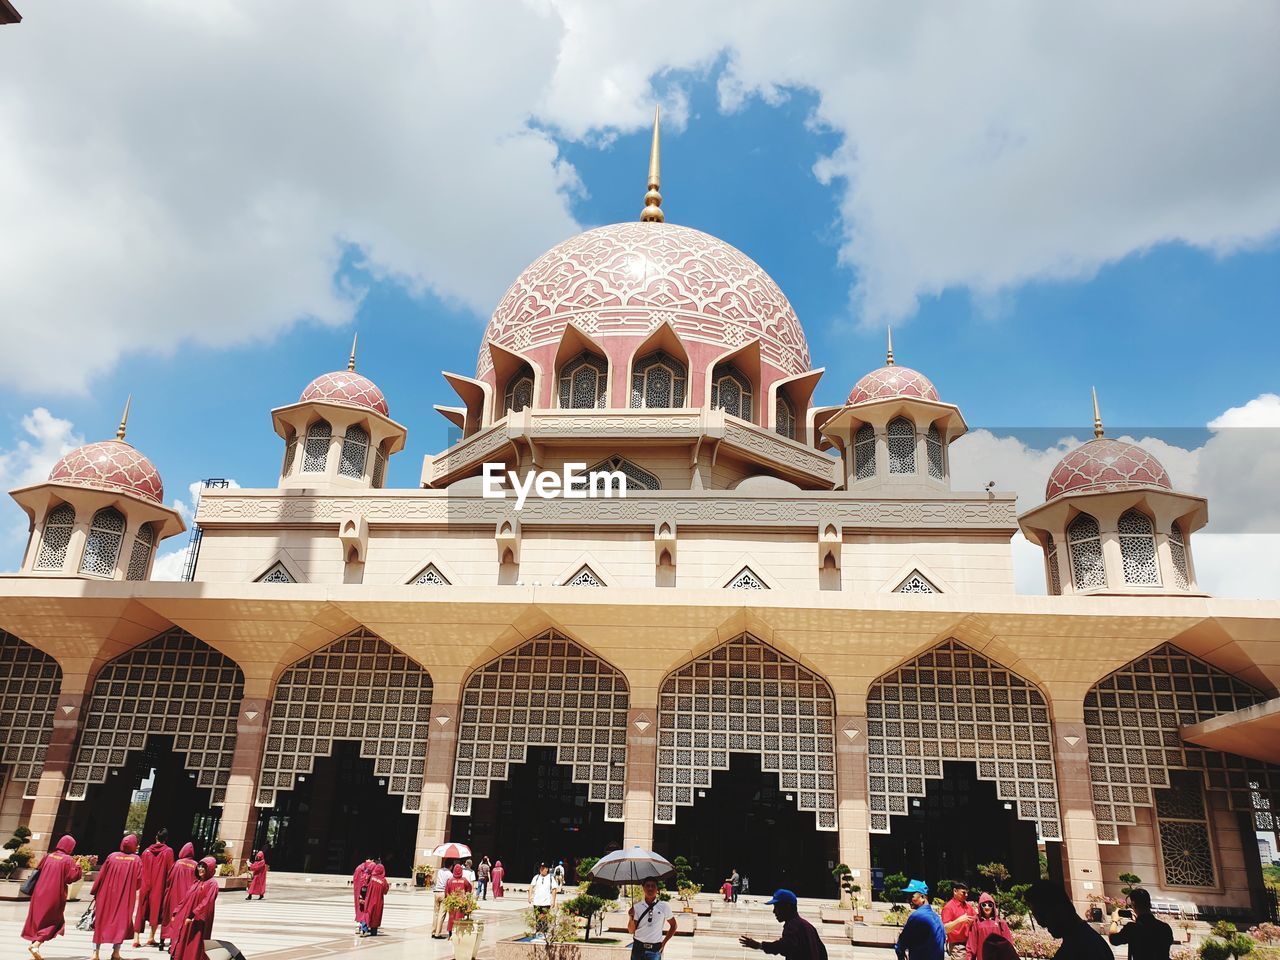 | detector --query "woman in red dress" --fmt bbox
[444,863,472,936]
[490,860,504,899]
[352,859,373,930]
[360,863,389,937]
[161,843,198,950]
[91,834,144,960]
[169,858,219,960]
[134,829,175,948]
[246,851,267,900]
[20,835,82,958]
